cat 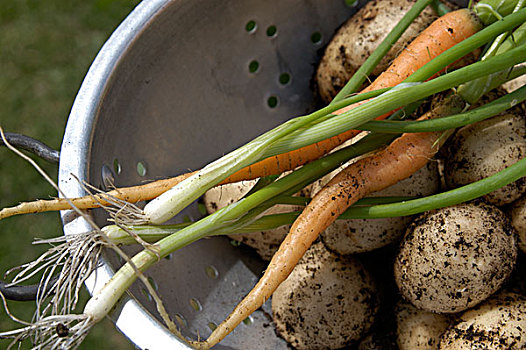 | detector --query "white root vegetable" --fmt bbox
[394,201,518,314]
[272,242,379,349]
